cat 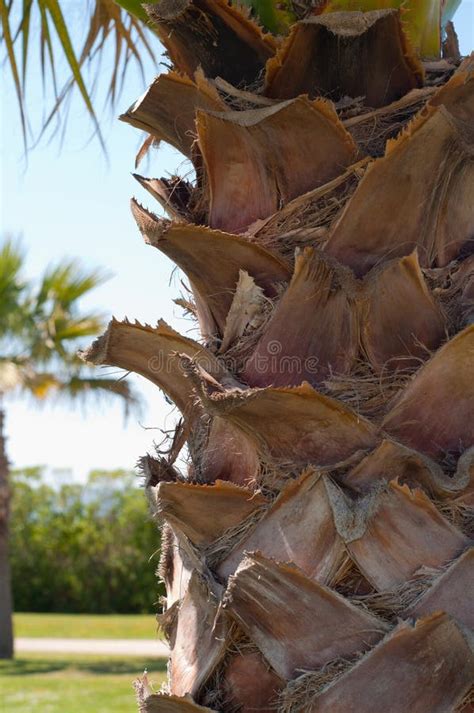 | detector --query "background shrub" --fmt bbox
[10,467,163,613]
